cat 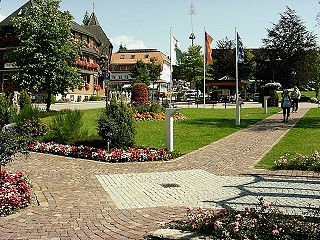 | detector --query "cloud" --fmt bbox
[110,35,147,51]
[0,14,6,22]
